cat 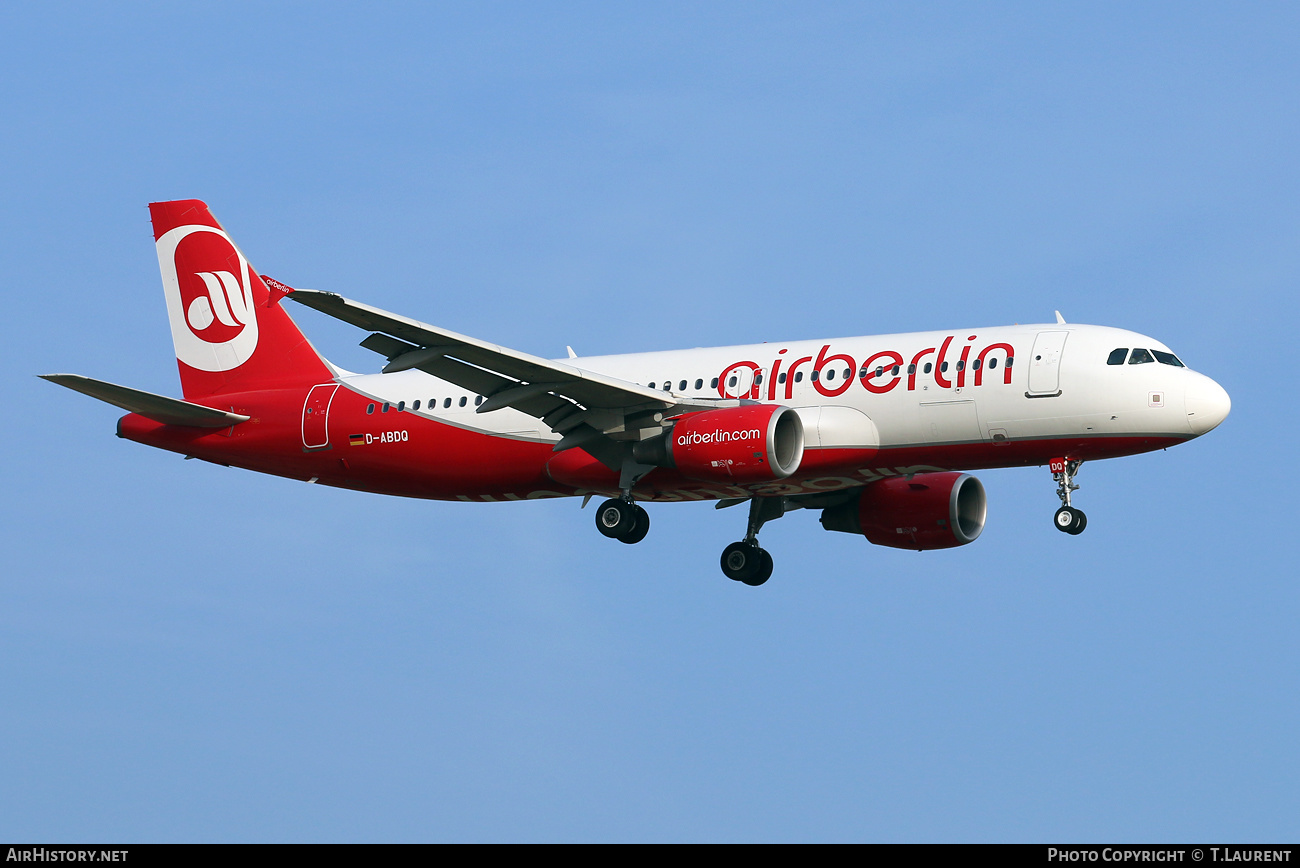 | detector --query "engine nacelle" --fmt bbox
[634,404,804,484]
[820,472,987,550]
